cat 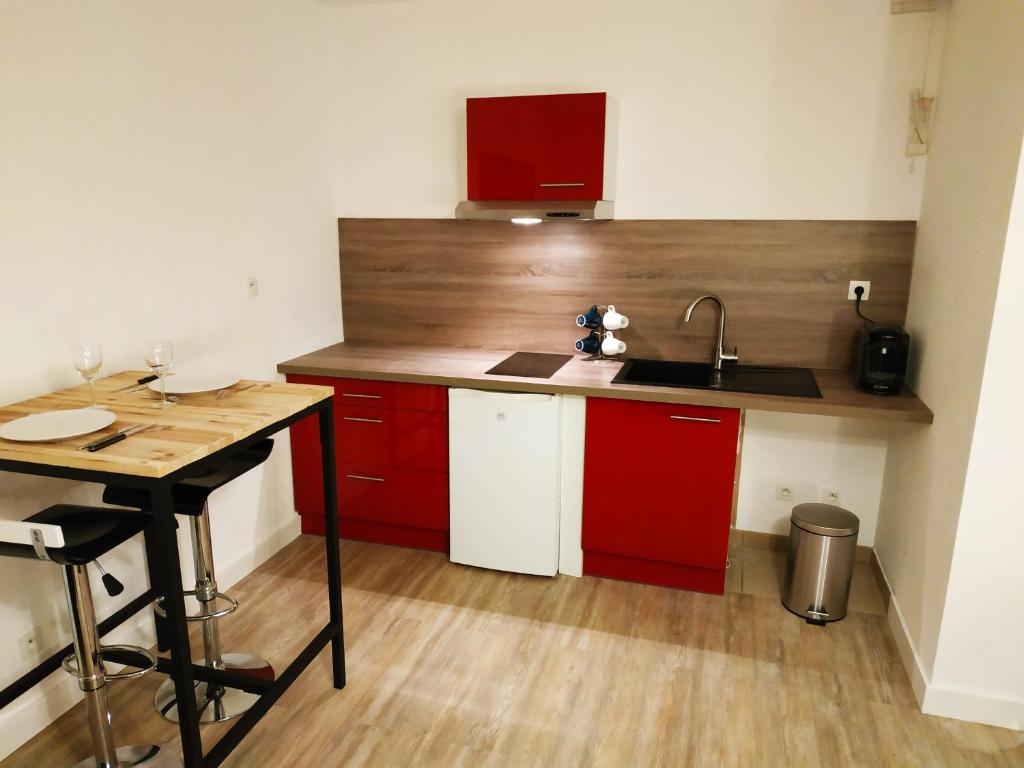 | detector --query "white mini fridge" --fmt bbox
[448,388,561,576]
